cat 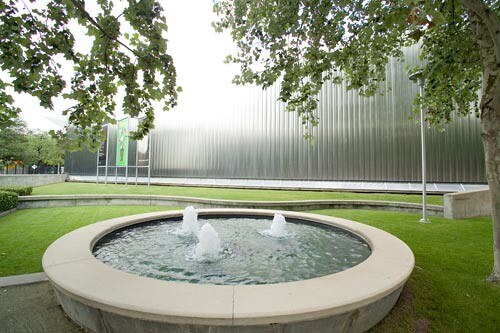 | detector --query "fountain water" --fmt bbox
[194,223,221,259]
[263,213,288,237]
[180,206,199,235]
